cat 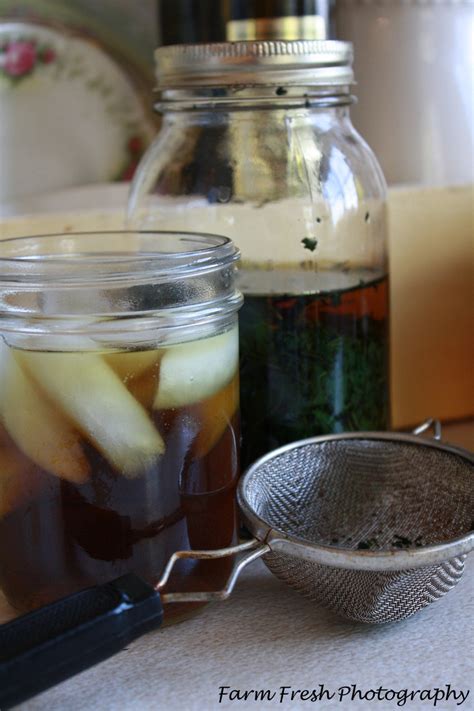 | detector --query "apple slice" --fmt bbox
[17,350,165,478]
[154,326,239,410]
[104,349,162,381]
[0,342,90,483]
